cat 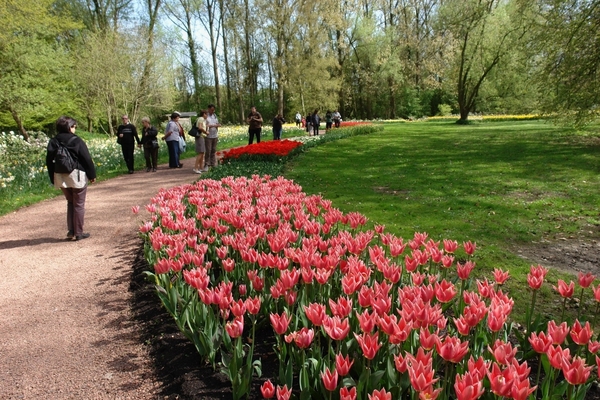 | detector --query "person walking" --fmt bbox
[295,111,302,128]
[46,116,96,241]
[140,117,159,172]
[163,111,183,168]
[325,110,333,132]
[305,113,312,136]
[116,115,140,174]
[193,110,208,174]
[246,106,263,145]
[332,110,342,128]
[312,109,321,136]
[205,104,221,171]
[272,113,285,140]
